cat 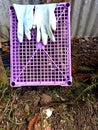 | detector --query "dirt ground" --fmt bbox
[0,37,98,130]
